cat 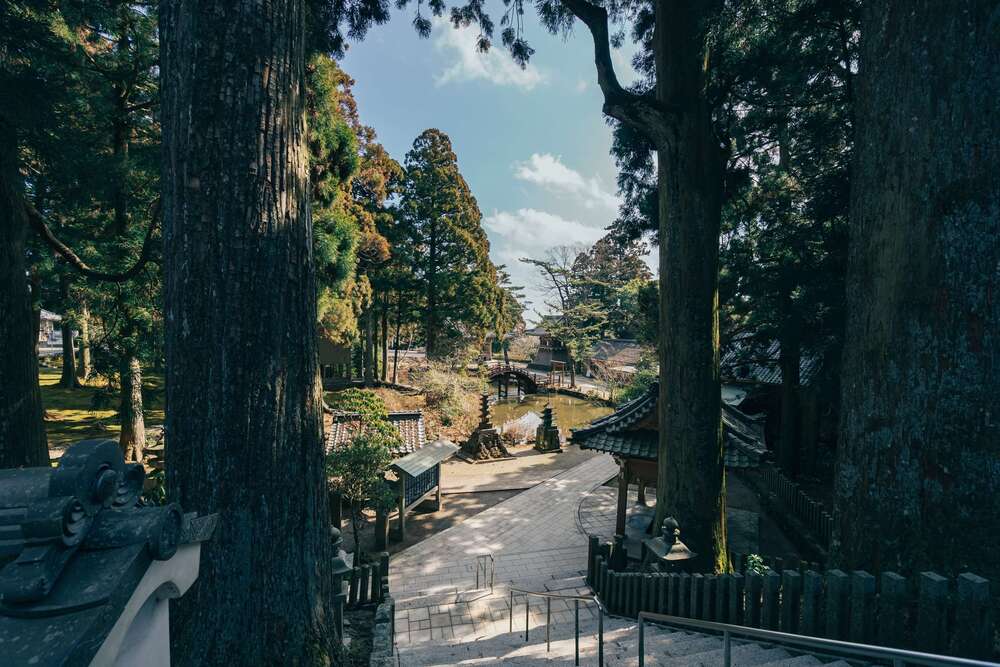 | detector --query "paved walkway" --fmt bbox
[390,454,618,646]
